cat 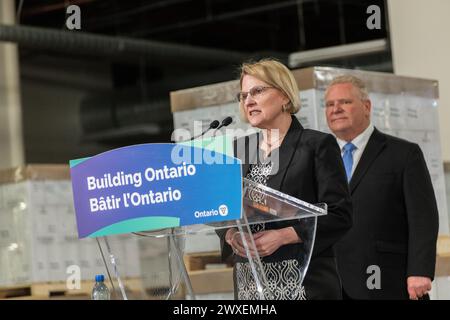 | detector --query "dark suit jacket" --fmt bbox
[336,128,439,299]
[218,117,353,299]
